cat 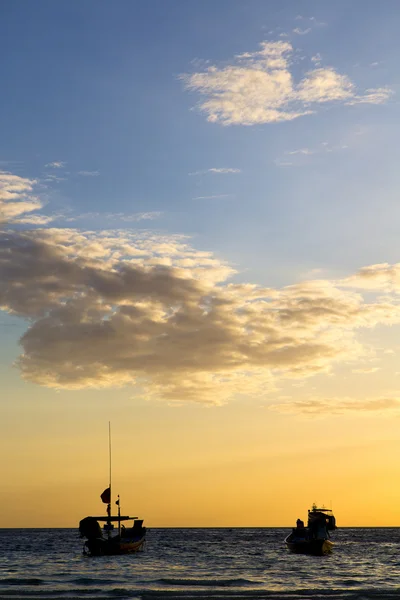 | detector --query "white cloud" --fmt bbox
[287,148,313,155]
[64,211,162,223]
[296,69,355,104]
[0,172,43,223]
[43,174,66,183]
[311,53,322,66]
[293,27,311,35]
[295,16,326,27]
[209,168,241,174]
[0,168,162,227]
[45,161,66,169]
[181,40,392,126]
[77,171,100,177]
[275,138,350,166]
[121,212,162,222]
[189,167,241,175]
[16,214,56,225]
[347,87,392,105]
